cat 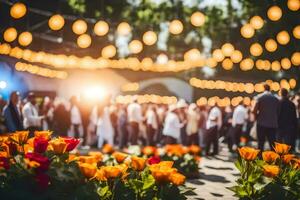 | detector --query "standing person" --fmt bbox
[229,101,248,152]
[156,104,166,145]
[198,105,207,149]
[117,103,128,149]
[253,84,279,151]
[177,99,188,145]
[163,104,185,144]
[186,103,199,145]
[2,91,23,132]
[205,104,222,156]
[145,104,158,146]
[69,96,83,139]
[127,97,142,145]
[53,100,70,137]
[278,88,298,151]
[22,92,44,137]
